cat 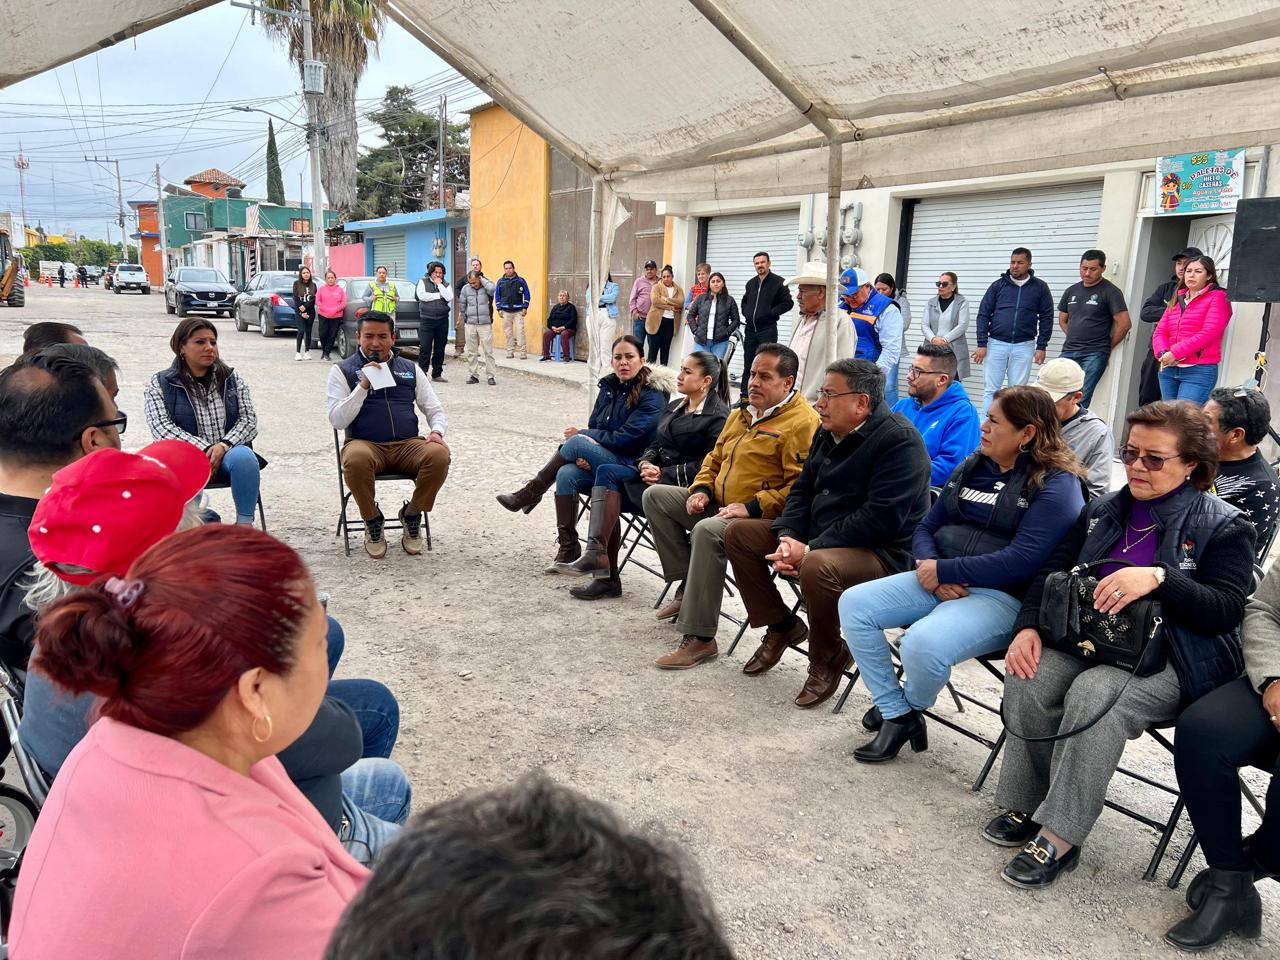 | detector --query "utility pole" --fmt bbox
[301,0,327,275]
[155,164,169,278]
[438,94,447,208]
[87,155,127,262]
[13,145,29,238]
